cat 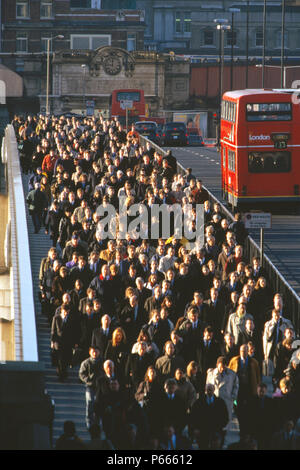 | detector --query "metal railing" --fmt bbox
[139,135,300,335]
[2,125,38,361]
